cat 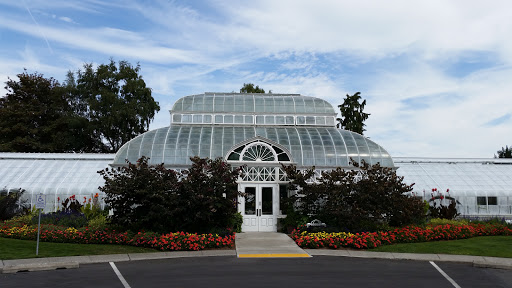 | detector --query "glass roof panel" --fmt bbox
[171,93,335,115]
